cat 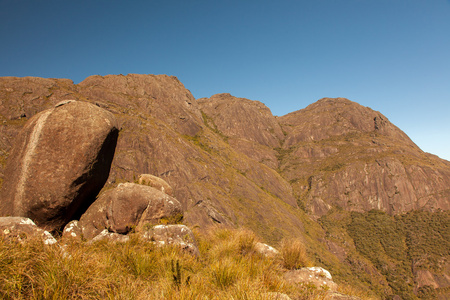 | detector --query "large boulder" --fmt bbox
[78,183,182,240]
[0,100,118,232]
